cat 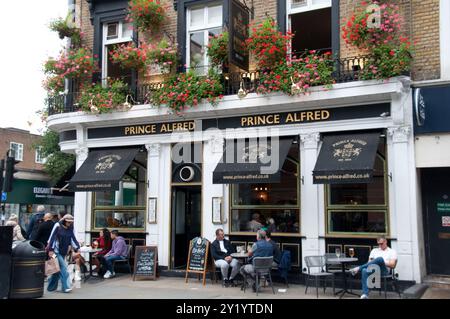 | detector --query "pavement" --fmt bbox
[41,274,404,299]
[421,288,450,299]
